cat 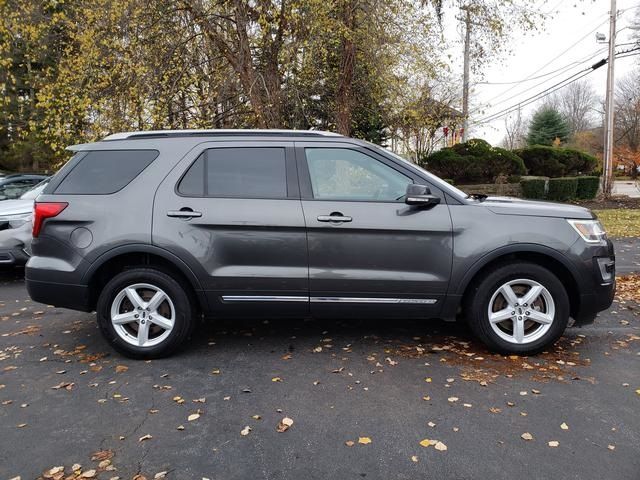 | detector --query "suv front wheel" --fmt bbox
[465,262,570,355]
[96,268,195,359]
